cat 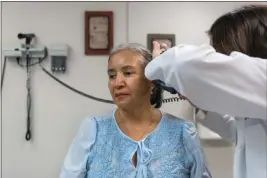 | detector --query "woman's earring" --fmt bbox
[151,86,155,94]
